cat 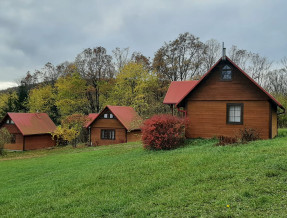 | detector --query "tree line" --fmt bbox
[0,32,286,126]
